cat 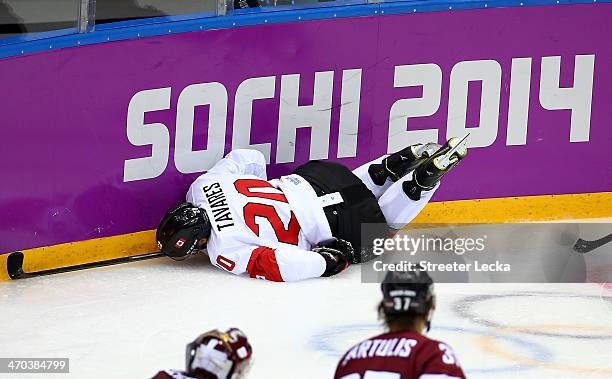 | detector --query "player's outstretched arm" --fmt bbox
[211,241,353,282]
[245,246,326,282]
